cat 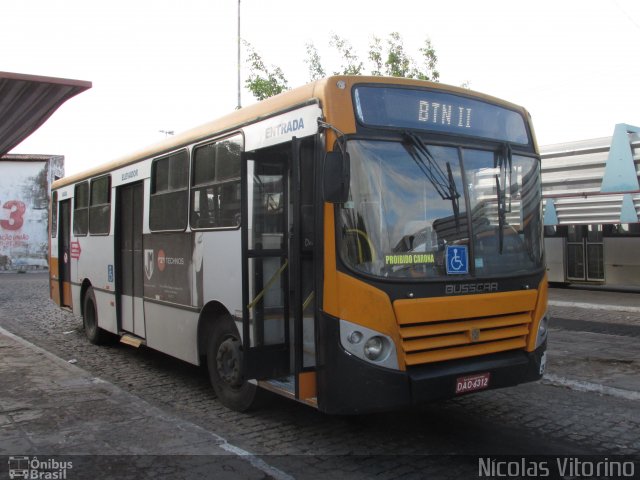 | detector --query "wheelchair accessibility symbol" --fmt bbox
[446,245,469,274]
